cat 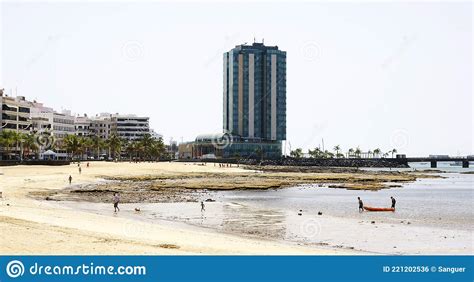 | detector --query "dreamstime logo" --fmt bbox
[301,42,321,61]
[122,40,144,61]
[390,129,410,150]
[300,219,322,238]
[211,131,233,150]
[6,260,25,278]
[122,220,147,237]
[34,131,55,150]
